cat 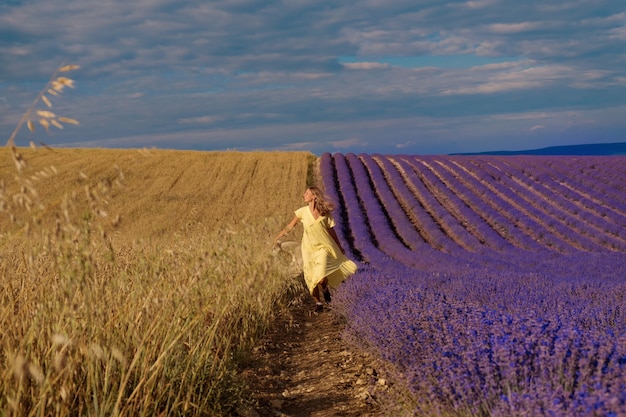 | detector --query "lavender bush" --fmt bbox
[322,153,626,417]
